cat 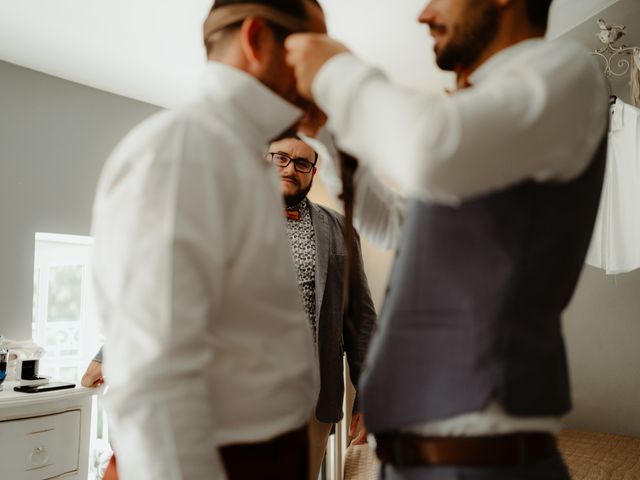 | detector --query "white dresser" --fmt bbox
[0,382,94,480]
